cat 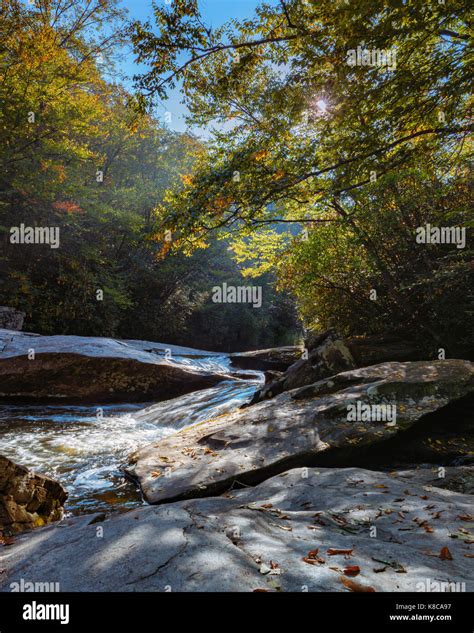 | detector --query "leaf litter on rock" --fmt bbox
[302,548,325,565]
